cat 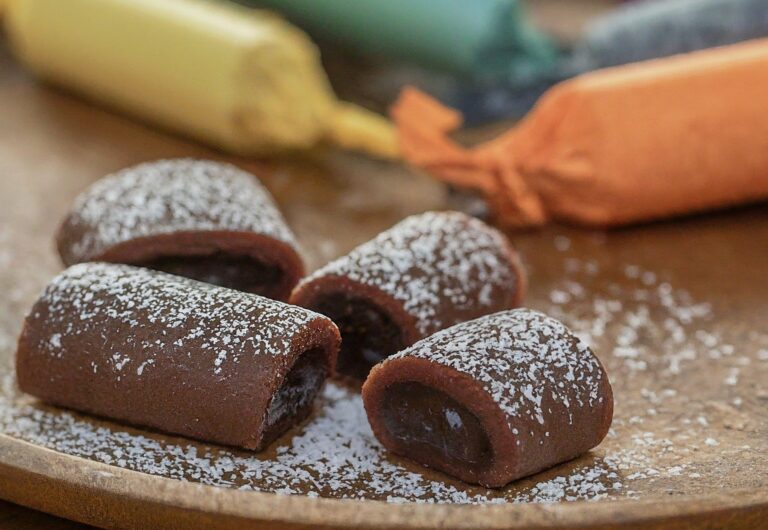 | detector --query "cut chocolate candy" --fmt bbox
[56,159,304,300]
[291,211,526,380]
[309,291,405,380]
[362,309,613,487]
[16,263,340,450]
